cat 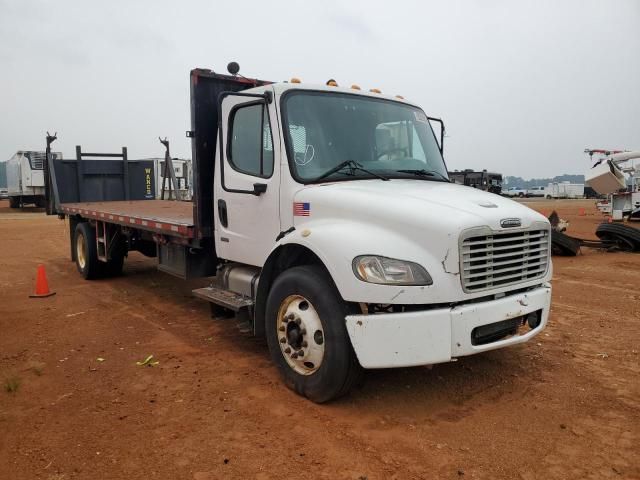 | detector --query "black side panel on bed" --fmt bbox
[52,157,155,204]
